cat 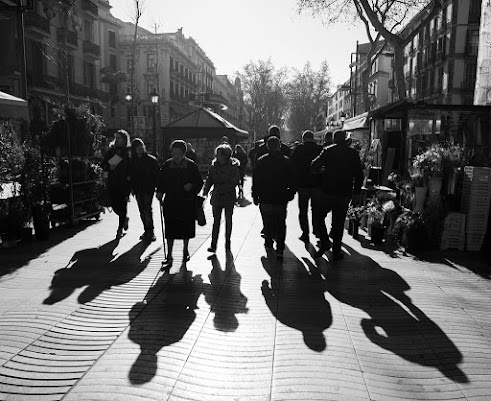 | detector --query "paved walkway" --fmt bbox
[1,178,491,400]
